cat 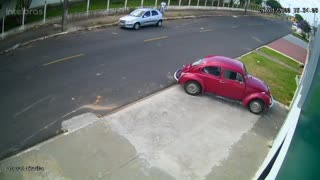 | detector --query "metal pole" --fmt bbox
[107,0,110,11]
[22,7,25,28]
[43,0,47,23]
[2,16,4,35]
[168,0,170,7]
[188,0,191,6]
[141,0,144,7]
[205,0,207,6]
[155,0,158,8]
[217,0,220,6]
[211,0,214,6]
[178,0,181,6]
[125,0,128,8]
[61,0,68,31]
[223,0,225,7]
[197,0,199,6]
[228,1,230,7]
[86,0,90,16]
[244,0,250,14]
